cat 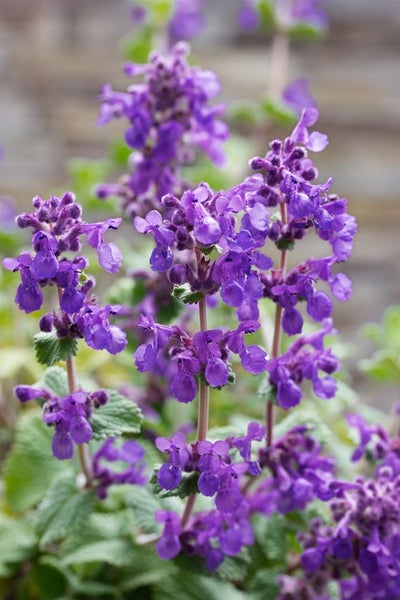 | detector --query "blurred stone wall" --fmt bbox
[1,0,400,398]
